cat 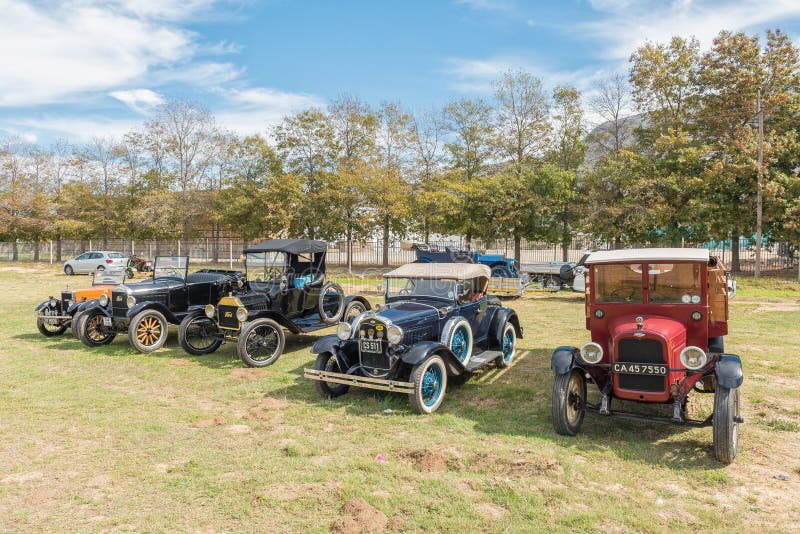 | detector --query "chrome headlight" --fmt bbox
[98,294,109,307]
[580,342,604,364]
[236,307,248,322]
[337,321,352,340]
[205,304,215,318]
[49,298,57,308]
[680,346,707,370]
[386,325,403,345]
[126,295,136,307]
